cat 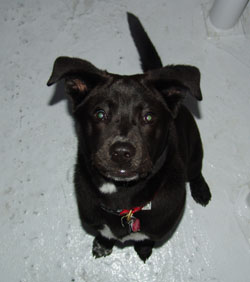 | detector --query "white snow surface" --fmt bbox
[1,0,250,281]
